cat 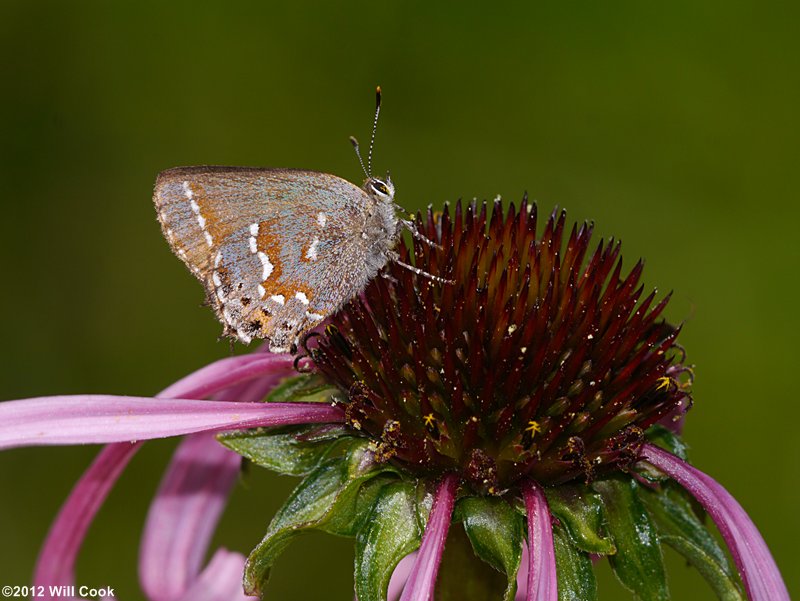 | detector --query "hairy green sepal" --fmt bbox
[218,424,353,476]
[355,481,423,601]
[553,523,597,601]
[264,373,340,404]
[594,477,669,601]
[455,496,523,601]
[546,484,616,555]
[243,439,397,597]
